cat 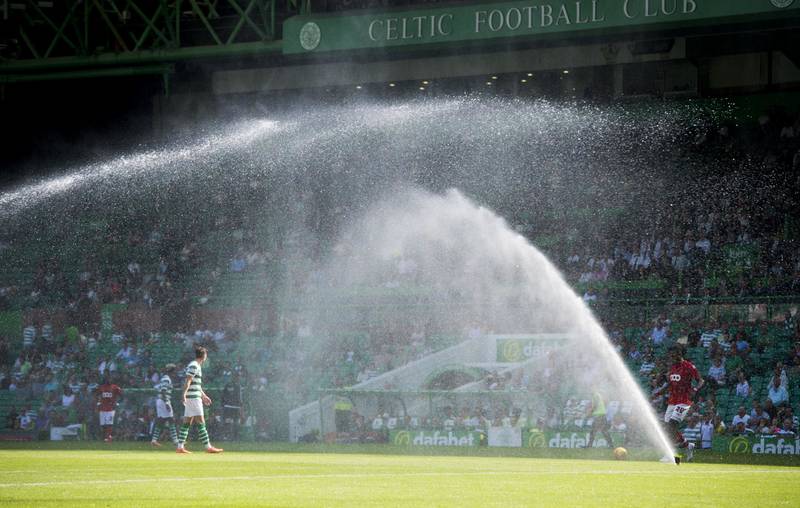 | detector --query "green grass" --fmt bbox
[0,443,798,507]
